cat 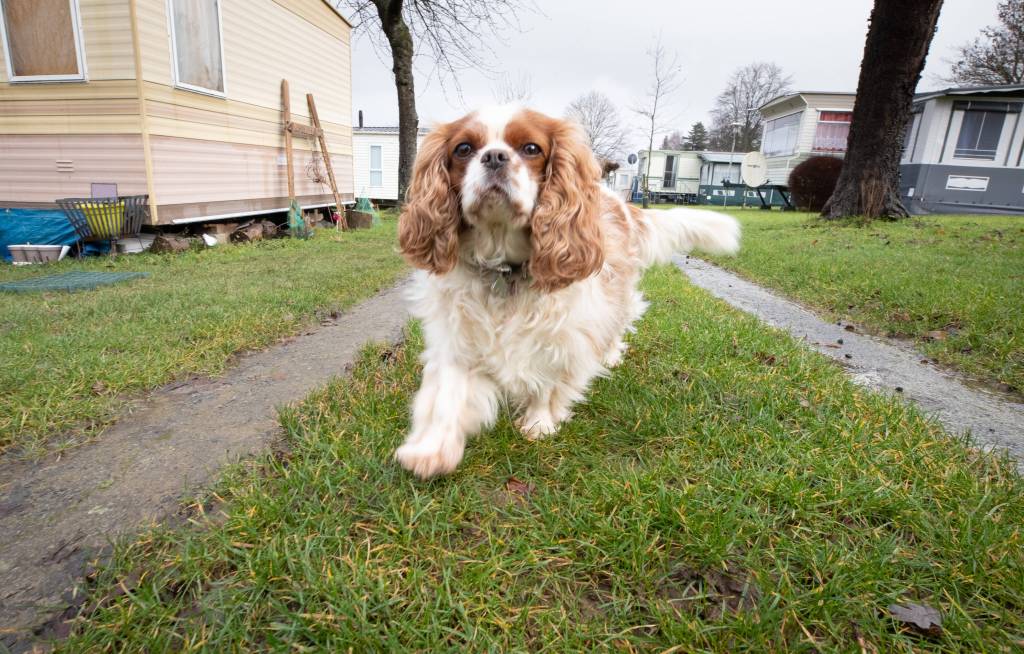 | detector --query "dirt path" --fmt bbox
[676,257,1024,468]
[0,278,411,651]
